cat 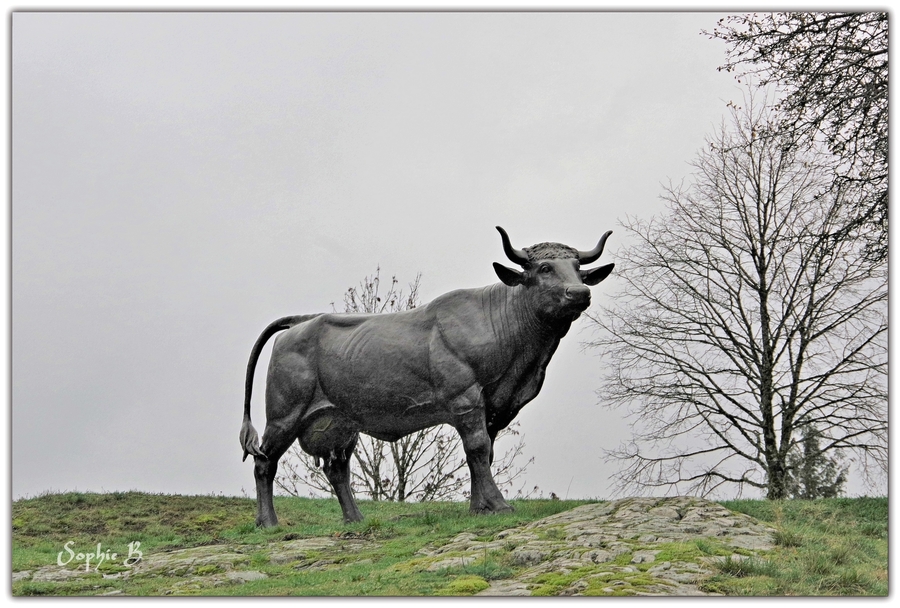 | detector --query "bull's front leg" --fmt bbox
[453,387,514,515]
